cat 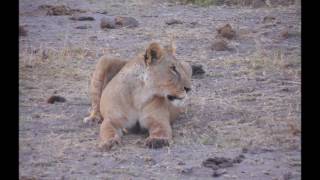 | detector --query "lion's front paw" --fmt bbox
[98,137,122,151]
[145,137,170,149]
[83,115,102,124]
